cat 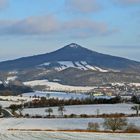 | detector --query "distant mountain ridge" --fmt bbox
[0,43,140,73]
